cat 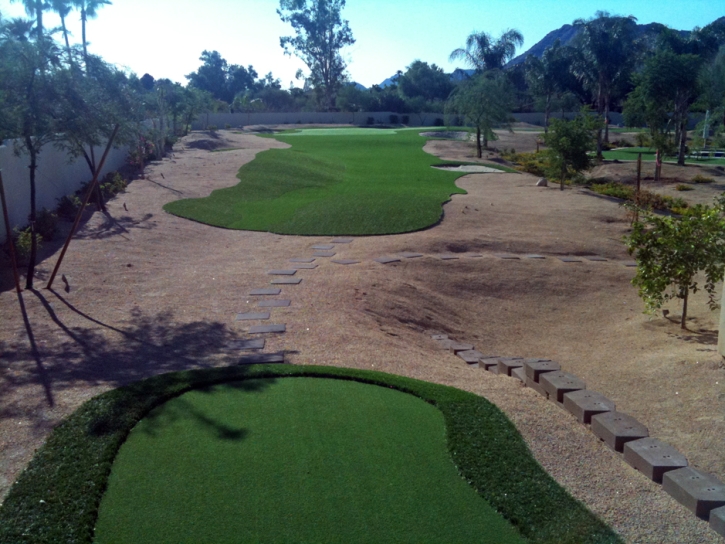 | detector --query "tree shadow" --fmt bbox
[73,212,156,241]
